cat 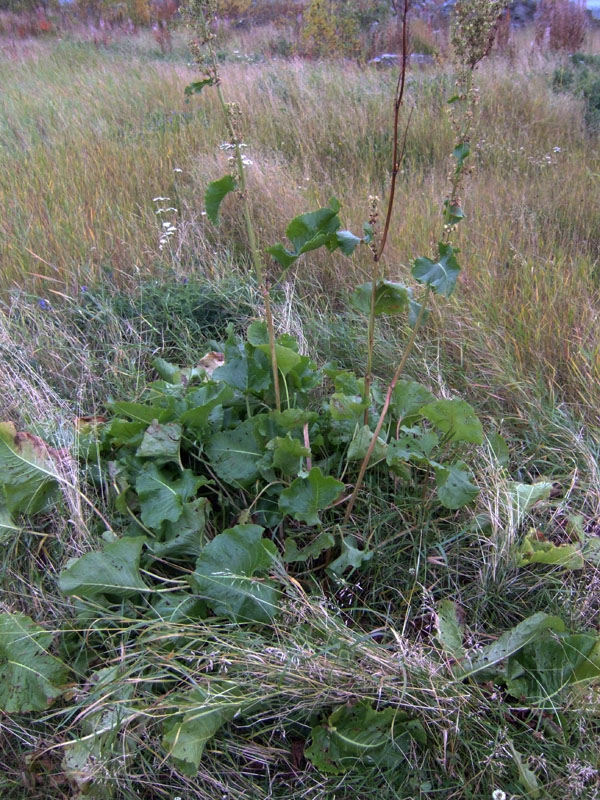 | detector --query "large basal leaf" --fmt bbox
[267,435,311,476]
[284,531,335,563]
[205,418,265,487]
[192,524,279,624]
[421,398,483,445]
[148,498,210,560]
[136,421,182,464]
[247,321,301,375]
[505,481,553,530]
[390,381,435,421]
[349,281,411,317]
[59,536,150,599]
[386,427,439,466]
[436,599,465,660]
[180,383,235,432]
[434,461,479,509]
[205,174,237,225]
[412,242,461,297]
[327,535,373,577]
[0,422,60,514]
[109,401,174,424]
[135,464,205,529]
[505,632,600,707]
[278,467,344,526]
[305,701,426,774]
[62,666,137,795]
[0,501,20,543]
[163,686,243,775]
[463,612,566,679]
[517,530,584,570]
[0,612,67,712]
[347,426,388,464]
